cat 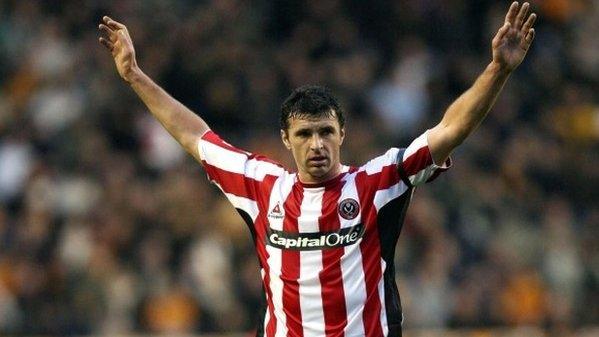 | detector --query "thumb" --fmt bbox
[493,22,510,48]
